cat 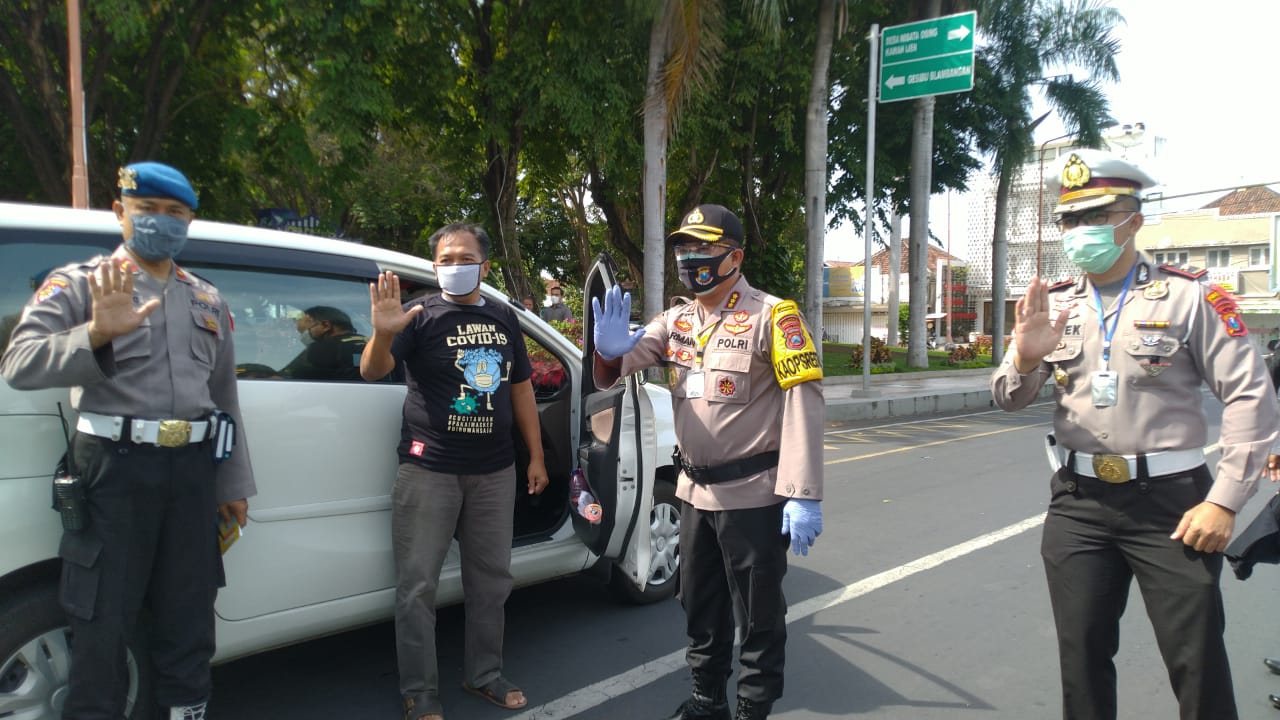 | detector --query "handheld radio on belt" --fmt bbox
[52,402,88,531]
